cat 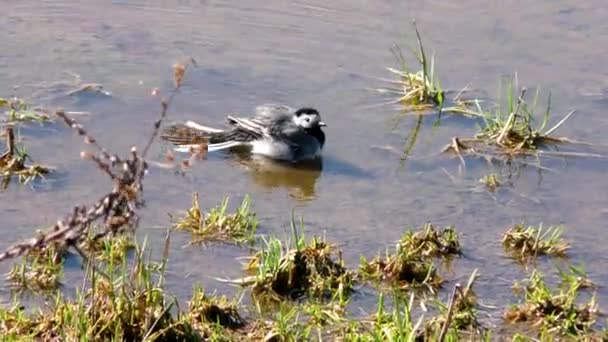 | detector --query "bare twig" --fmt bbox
[0,64,189,263]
